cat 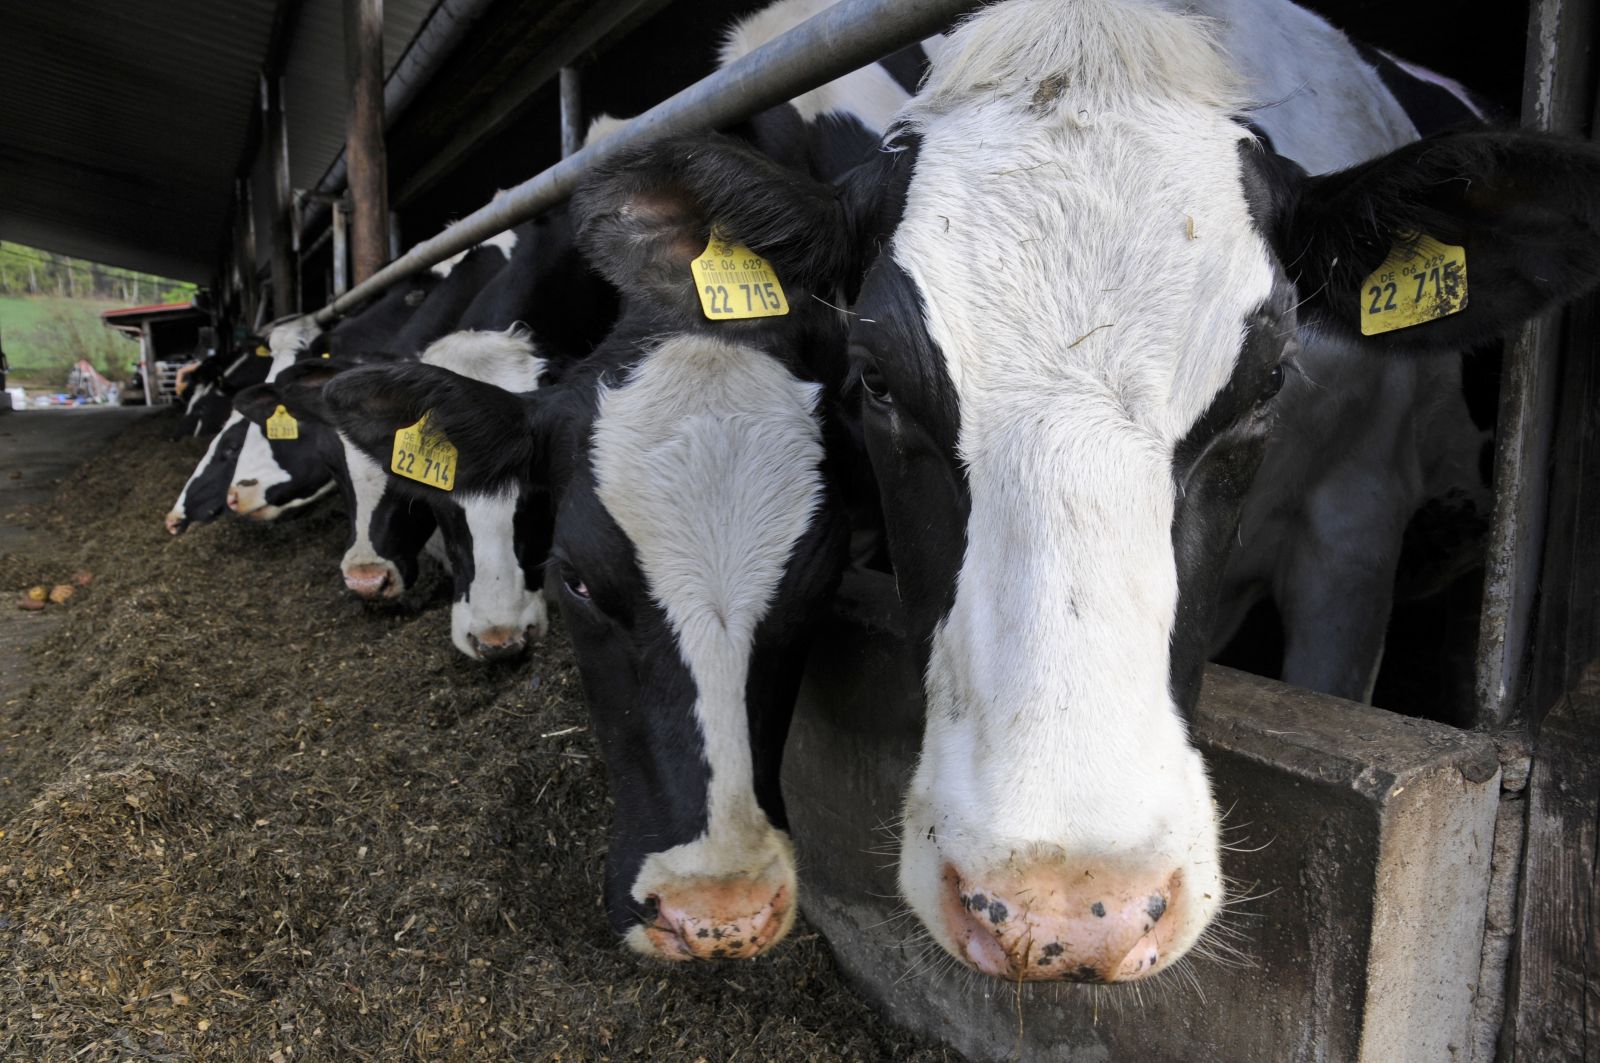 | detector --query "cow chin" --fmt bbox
[897,735,1225,984]
[621,826,798,963]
